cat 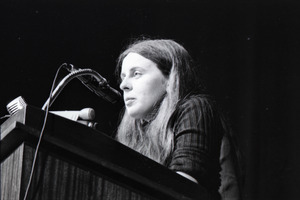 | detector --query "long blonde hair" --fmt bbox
[115,39,203,165]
